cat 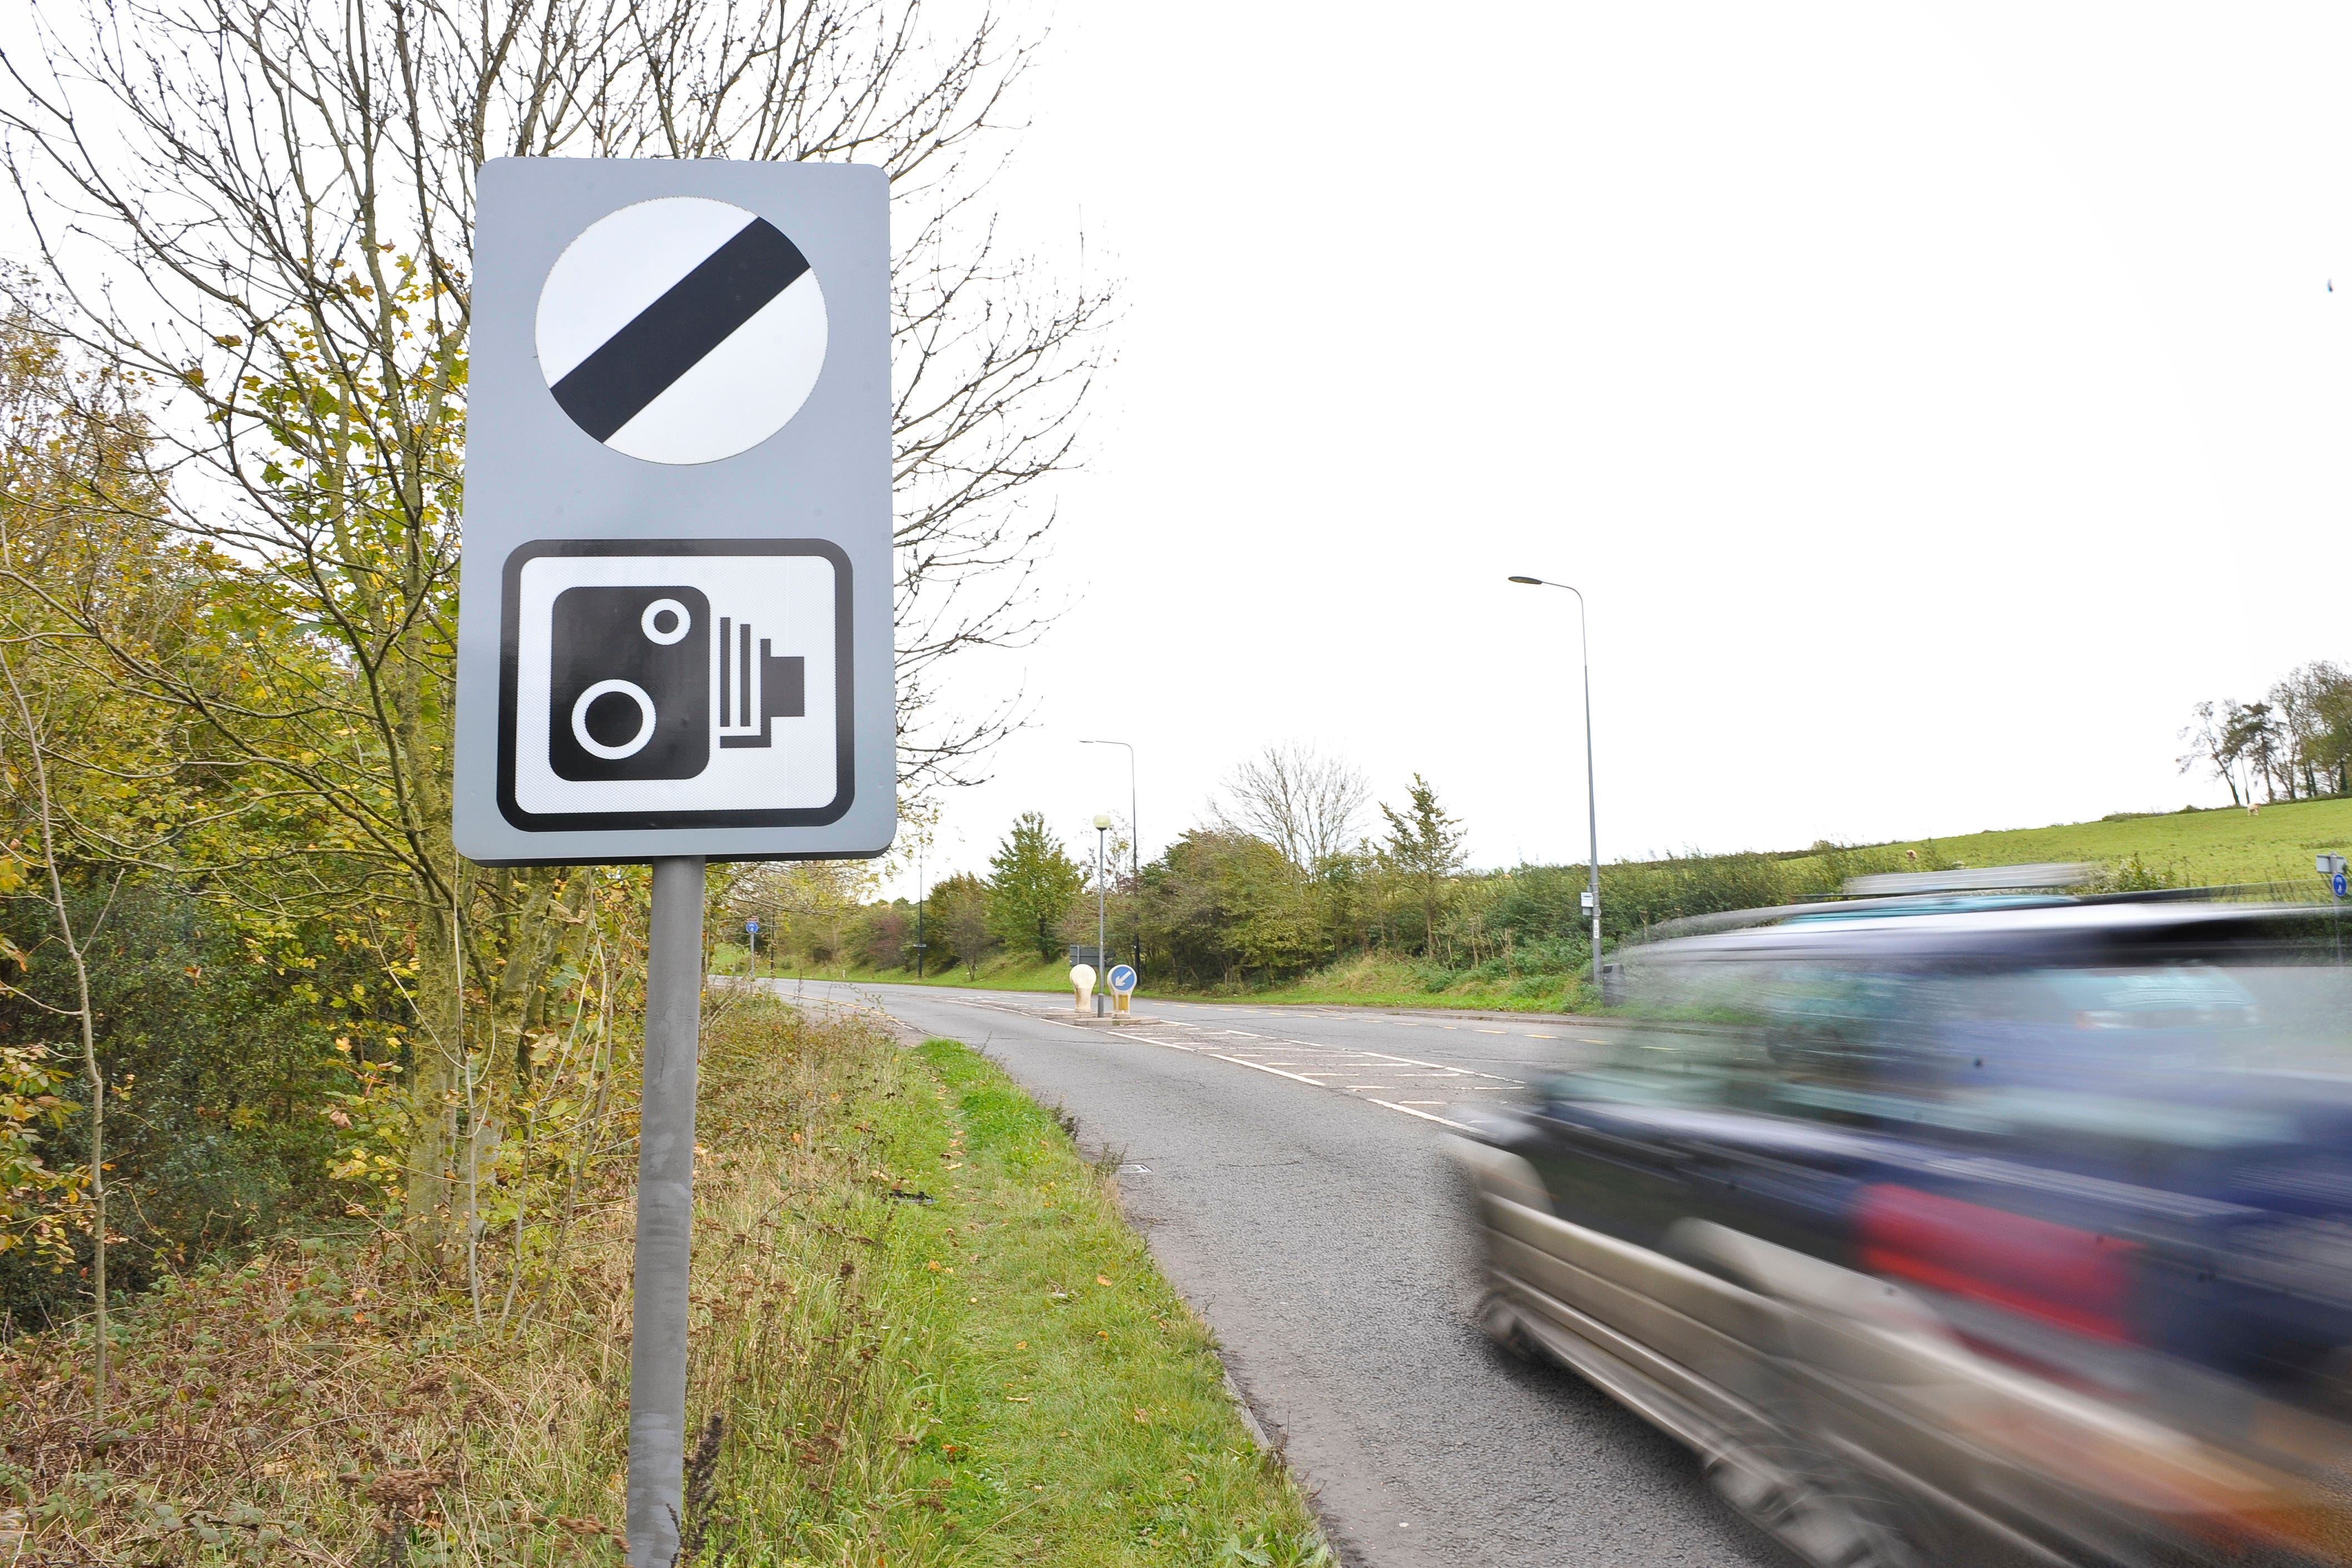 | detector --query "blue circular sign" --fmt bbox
[1107,964,1137,993]
[746,917,761,934]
